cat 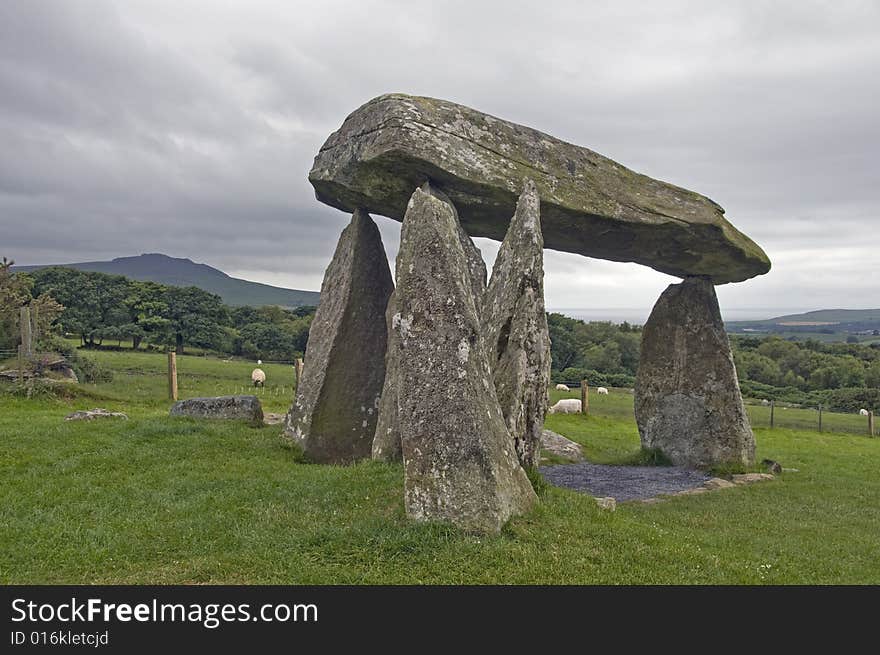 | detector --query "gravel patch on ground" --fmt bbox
[539,461,711,502]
